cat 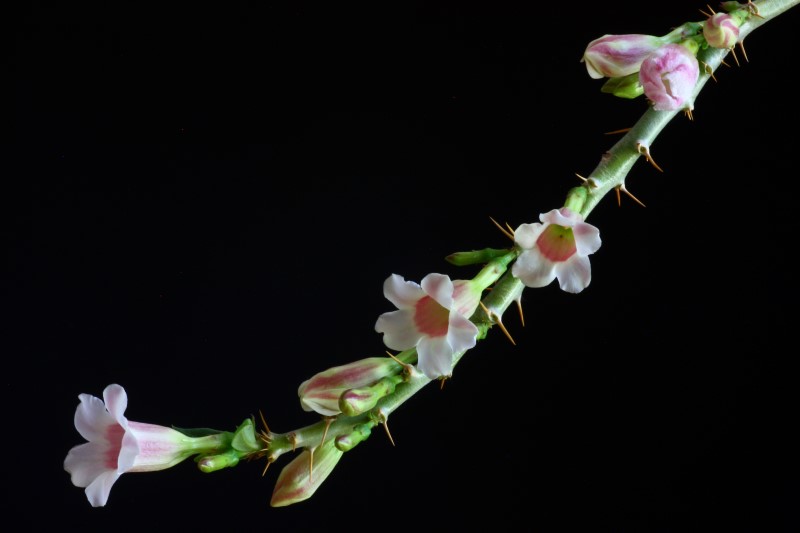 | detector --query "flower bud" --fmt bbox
[335,422,375,452]
[582,34,667,79]
[601,72,645,99]
[339,375,403,417]
[703,11,745,49]
[298,356,402,416]
[270,439,343,507]
[639,43,699,111]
